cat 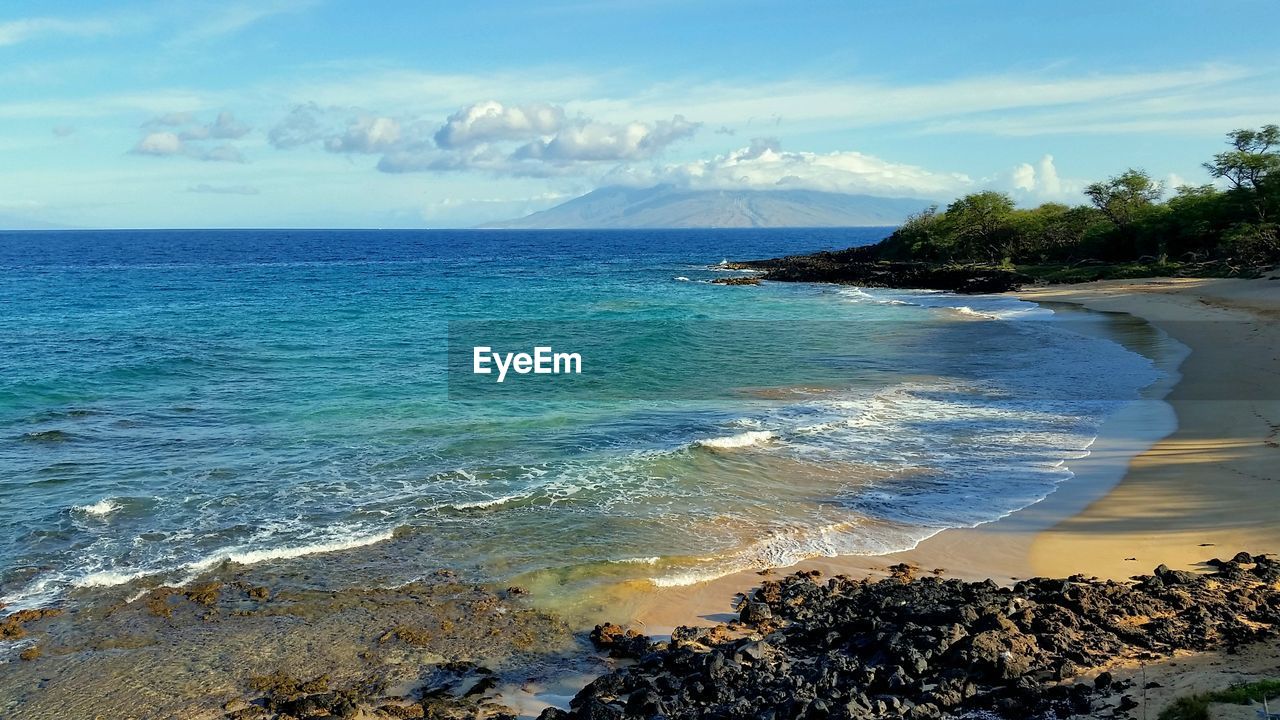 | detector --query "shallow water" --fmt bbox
[0,229,1161,617]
